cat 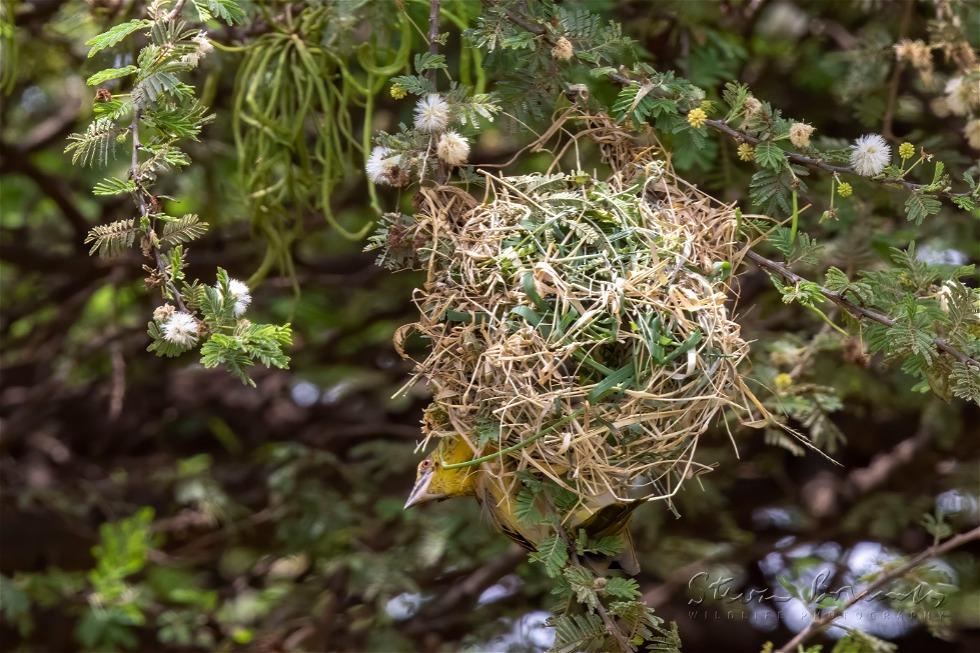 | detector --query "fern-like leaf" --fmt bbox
[950,362,980,406]
[65,118,121,167]
[93,177,137,196]
[160,214,208,248]
[86,19,153,58]
[84,219,140,257]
